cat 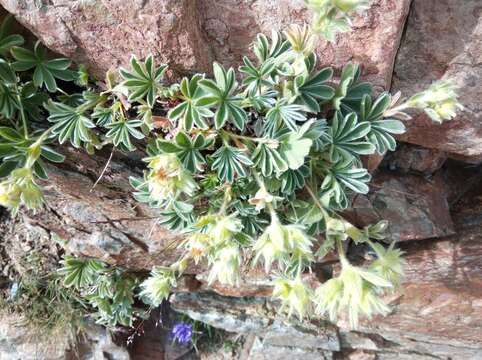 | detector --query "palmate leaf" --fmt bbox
[11,41,72,92]
[120,55,167,107]
[332,63,372,111]
[45,101,96,148]
[0,15,24,54]
[253,30,290,63]
[294,67,335,112]
[158,200,195,231]
[211,145,253,183]
[0,82,18,118]
[320,160,371,208]
[239,57,276,94]
[252,142,288,177]
[279,165,310,194]
[92,105,115,126]
[197,62,247,130]
[265,99,307,134]
[105,119,144,151]
[168,74,213,130]
[156,132,211,173]
[328,111,375,162]
[59,256,106,290]
[357,93,406,154]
